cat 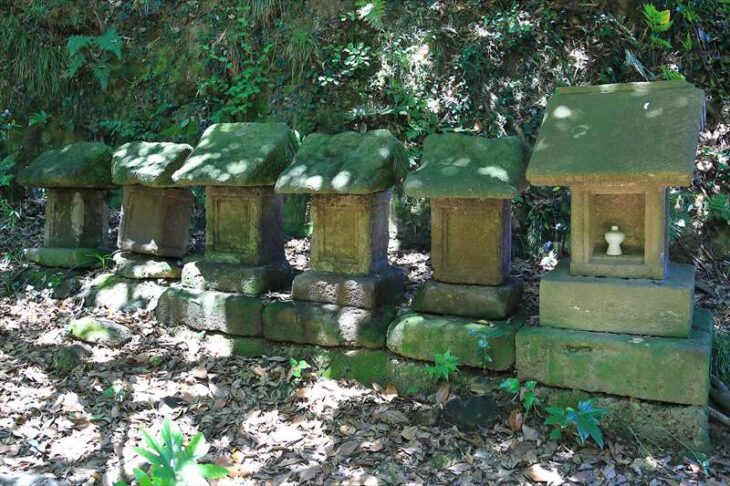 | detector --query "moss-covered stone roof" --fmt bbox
[112,142,192,187]
[404,134,530,199]
[19,142,114,188]
[527,80,705,187]
[172,123,298,186]
[275,130,407,195]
